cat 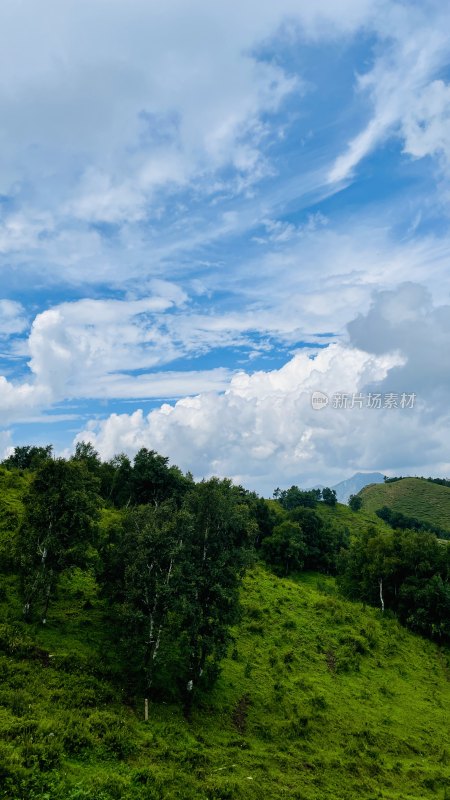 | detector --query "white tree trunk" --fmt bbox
[379,577,385,613]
